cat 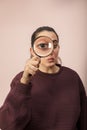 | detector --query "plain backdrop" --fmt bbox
[0,0,87,106]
